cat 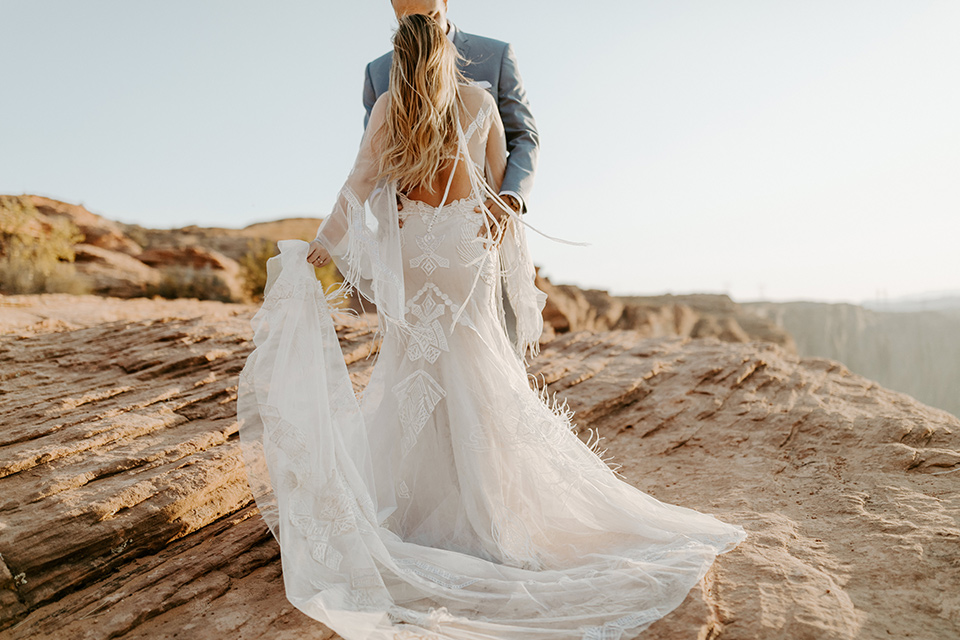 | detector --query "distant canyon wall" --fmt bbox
[744,301,960,419]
